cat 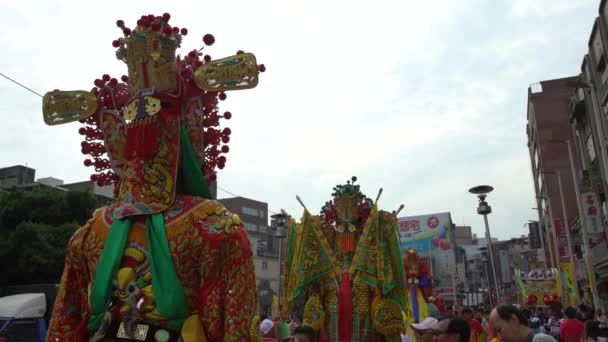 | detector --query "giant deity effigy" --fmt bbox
[43,13,264,341]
